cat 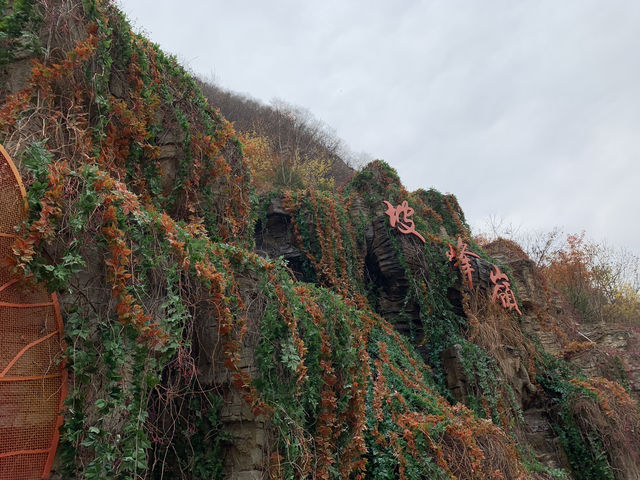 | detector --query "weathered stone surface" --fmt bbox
[230,471,264,480]
[571,323,640,398]
[195,272,268,477]
[484,240,569,356]
[522,407,569,471]
[365,215,429,355]
[501,344,537,408]
[3,56,34,94]
[254,197,308,280]
[441,344,468,402]
[222,416,267,479]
